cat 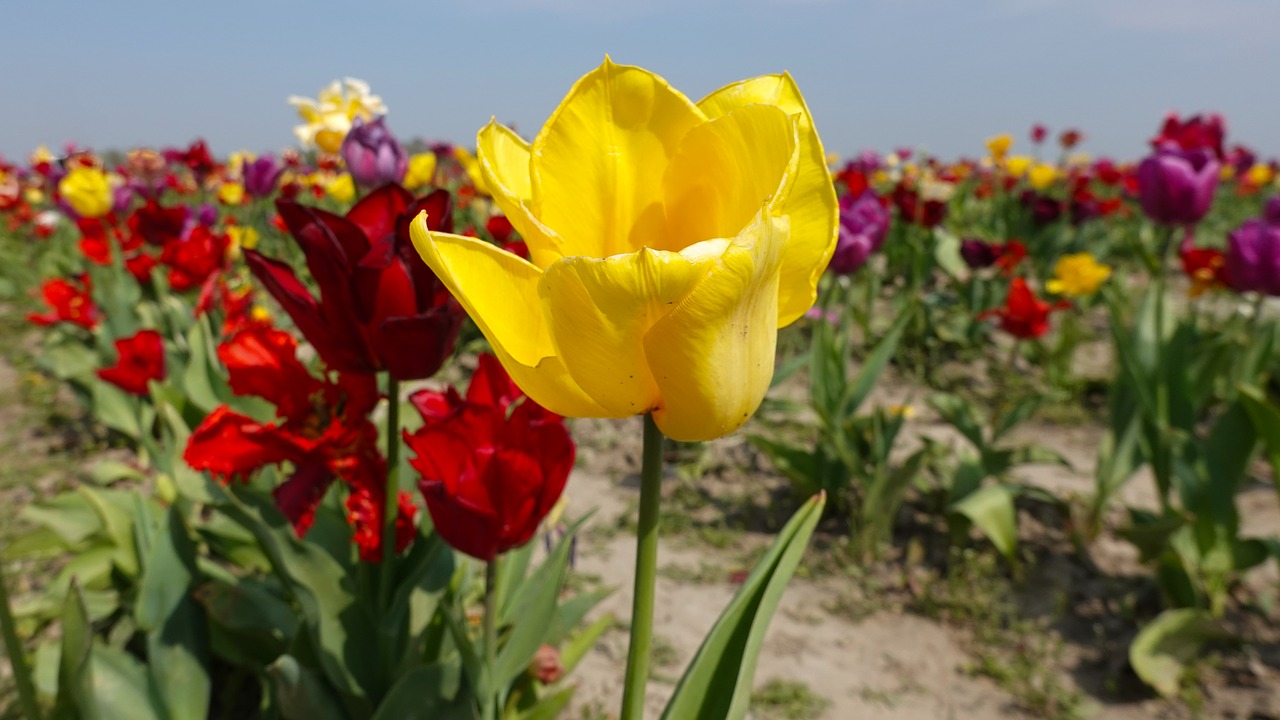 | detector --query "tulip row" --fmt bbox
[1,63,1279,717]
